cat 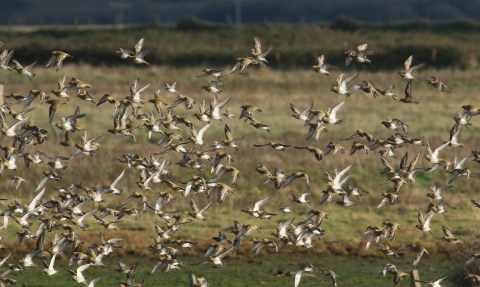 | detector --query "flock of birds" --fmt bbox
[0,36,479,287]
